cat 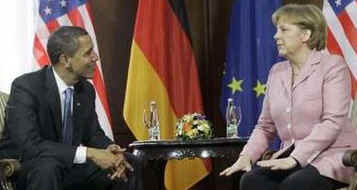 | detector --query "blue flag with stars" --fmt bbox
[220,0,282,148]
